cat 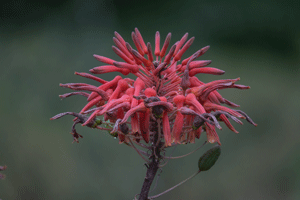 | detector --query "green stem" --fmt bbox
[148,170,201,199]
